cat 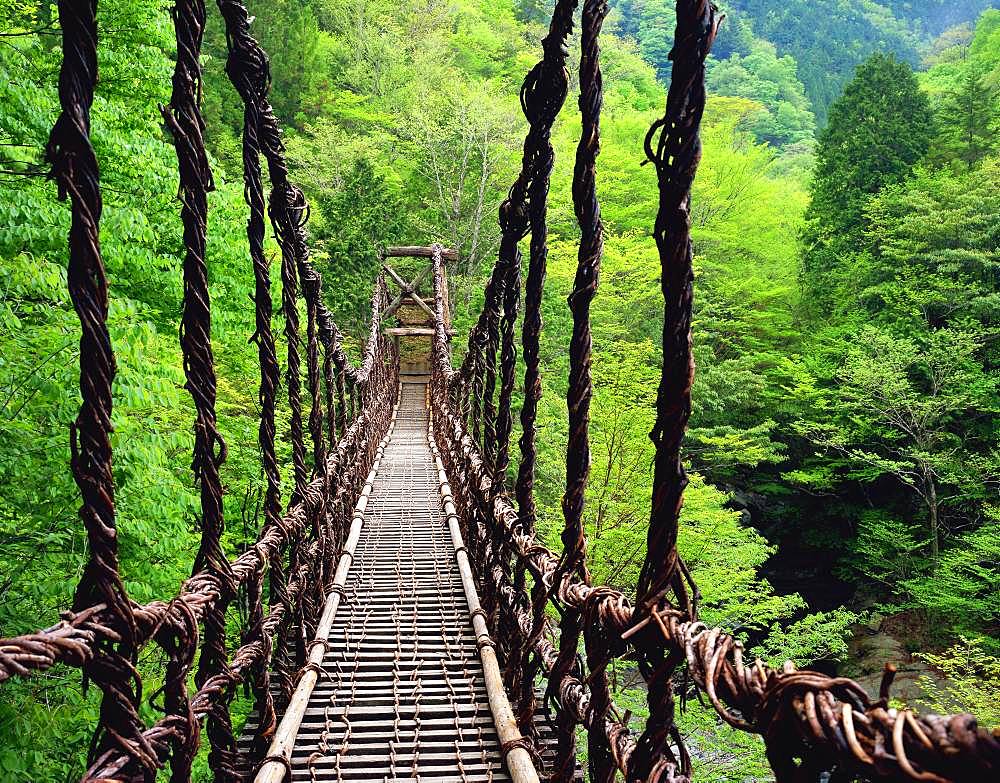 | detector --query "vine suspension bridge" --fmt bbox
[0,0,997,781]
